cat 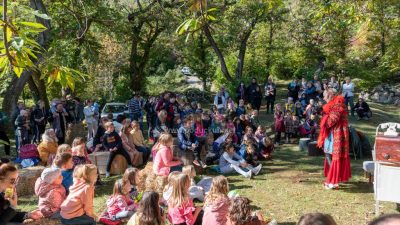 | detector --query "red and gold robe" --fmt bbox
[317,95,351,185]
